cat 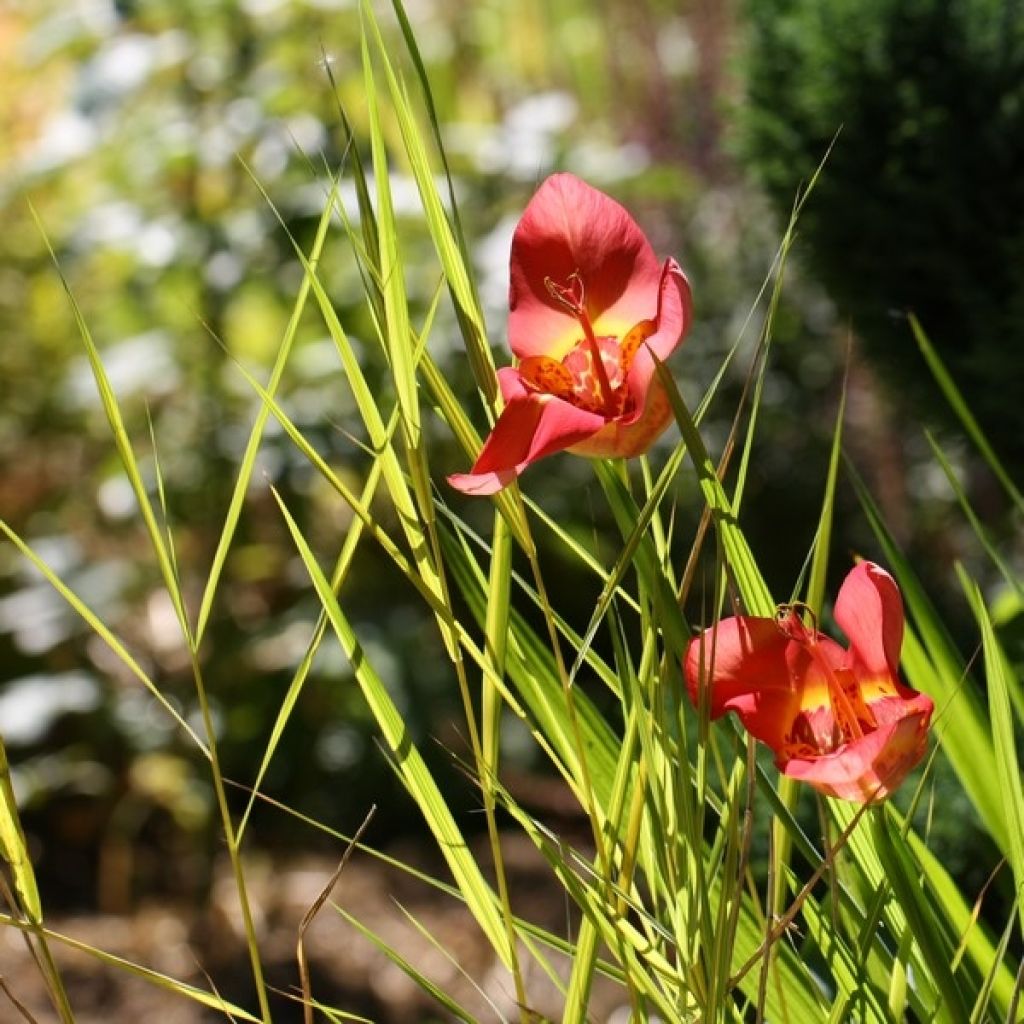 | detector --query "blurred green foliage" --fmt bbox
[739,0,1024,469]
